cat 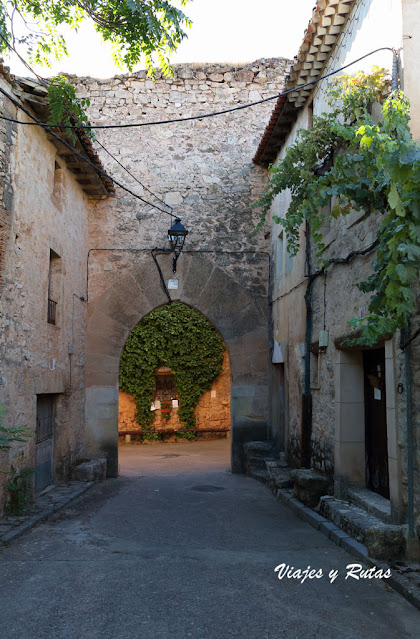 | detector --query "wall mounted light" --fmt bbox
[168,217,188,273]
